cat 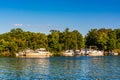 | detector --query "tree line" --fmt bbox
[0,28,120,56]
[85,28,120,53]
[0,28,84,56]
